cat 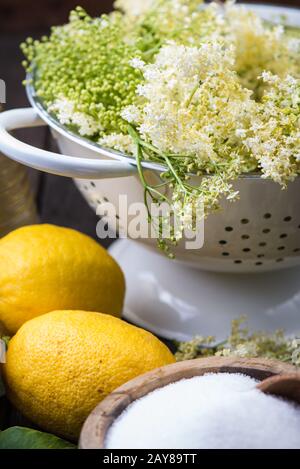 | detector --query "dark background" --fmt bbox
[0,0,300,242]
